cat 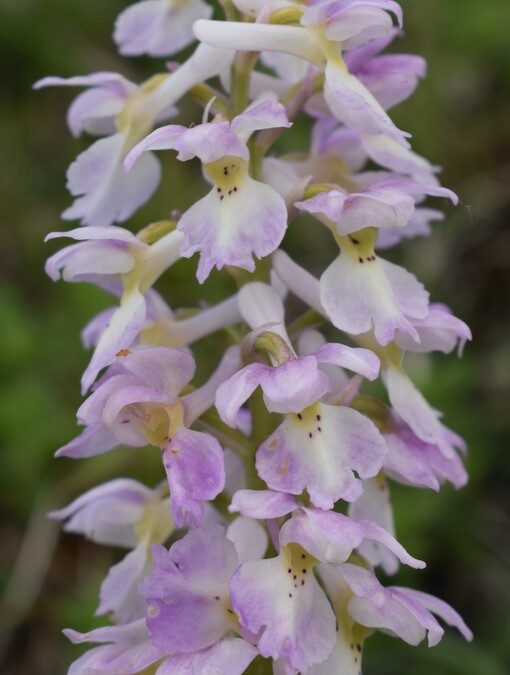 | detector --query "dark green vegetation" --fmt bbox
[0,0,509,672]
